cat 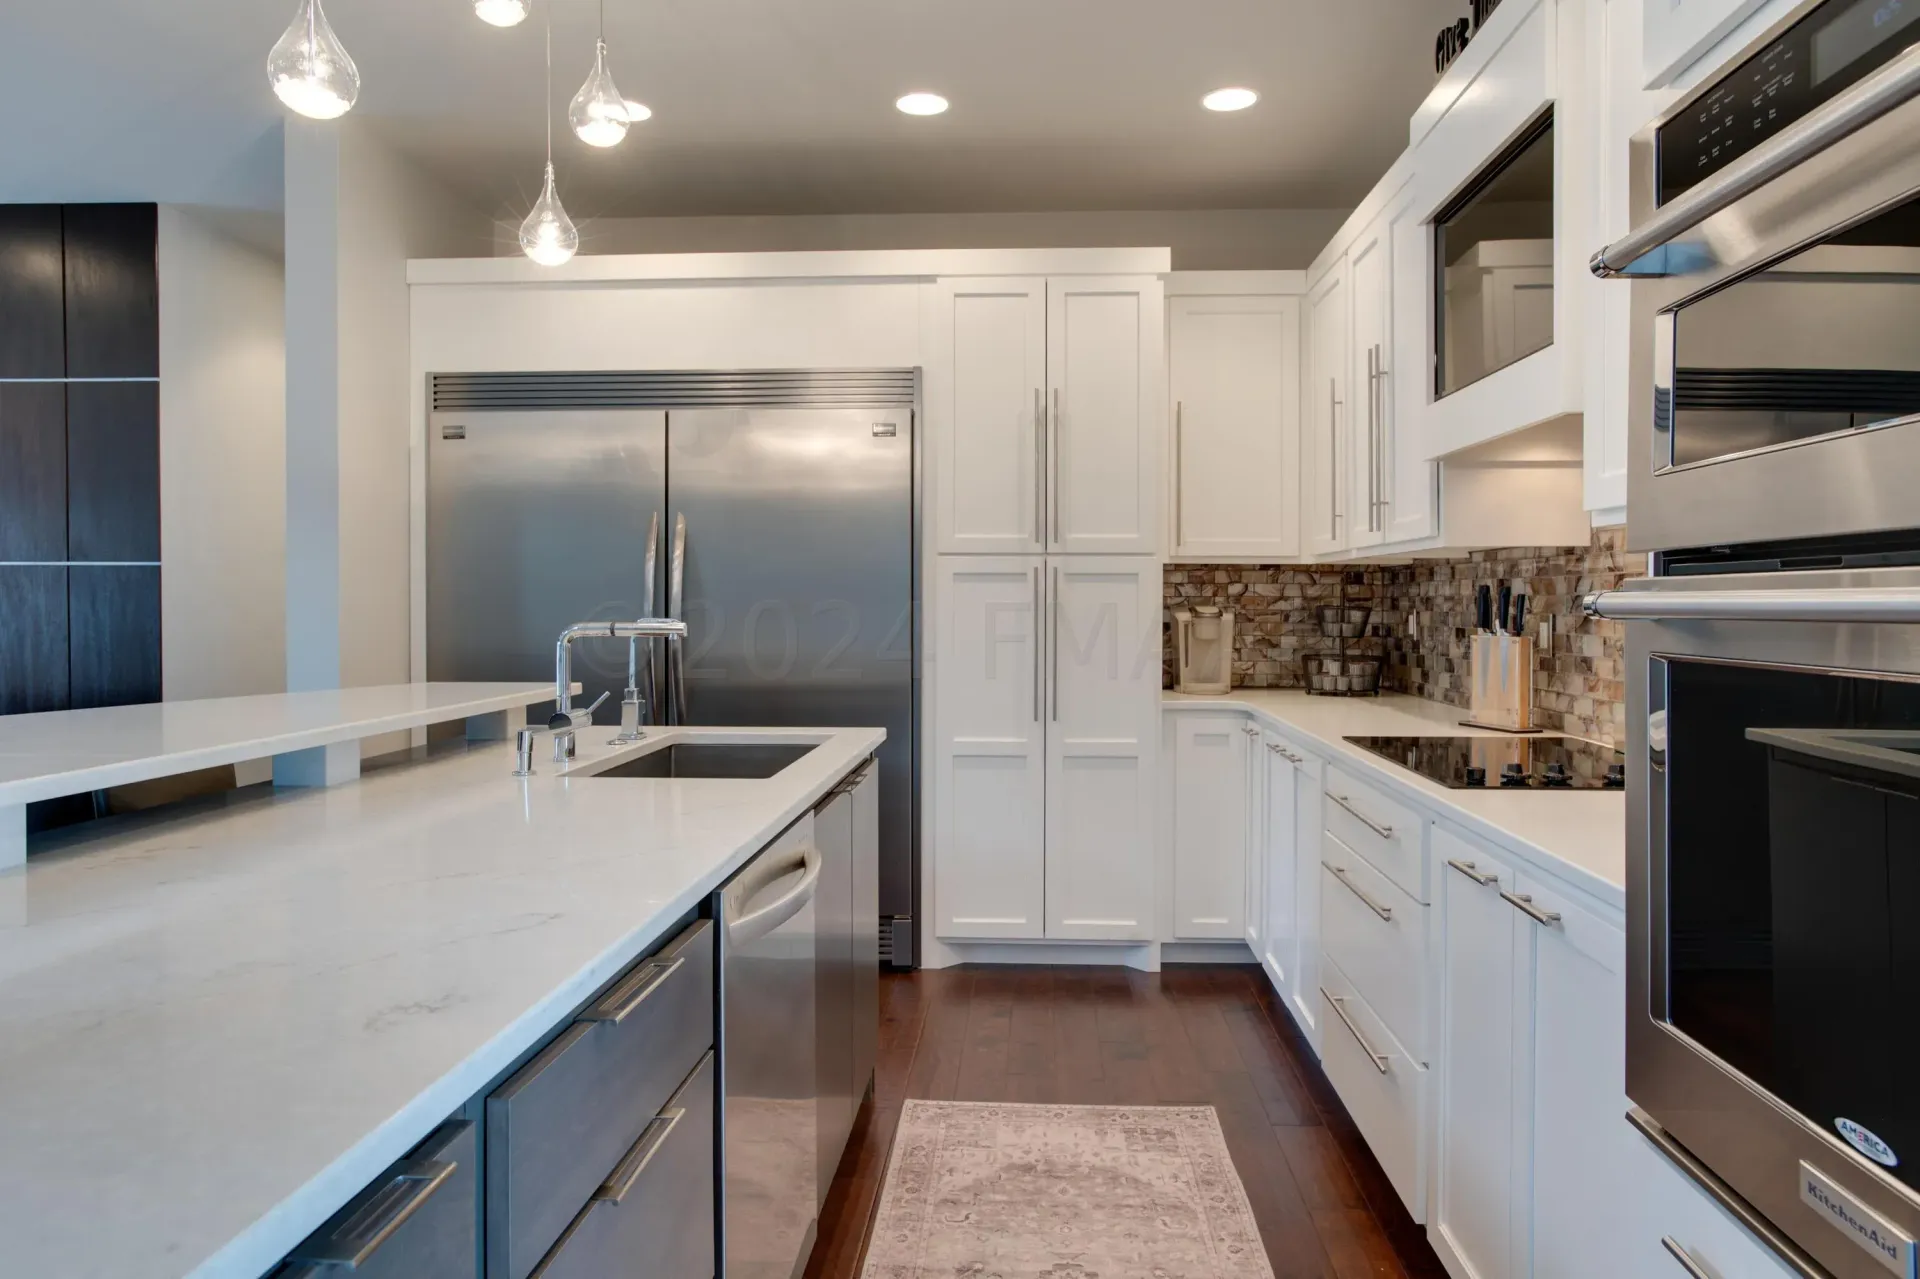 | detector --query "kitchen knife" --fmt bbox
[1496,584,1512,635]
[1476,584,1493,633]
[1511,592,1528,636]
